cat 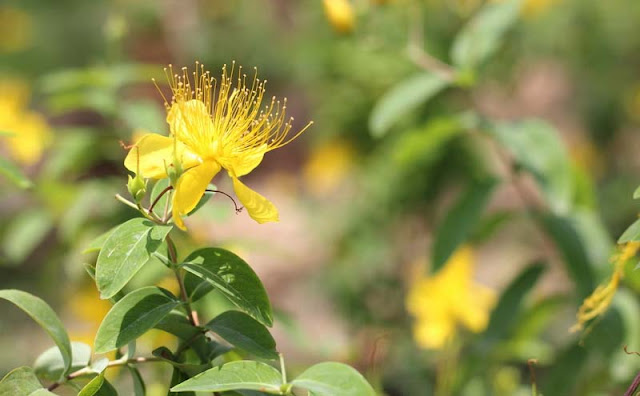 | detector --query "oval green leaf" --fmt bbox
[0,290,72,379]
[96,218,172,299]
[182,248,273,327]
[78,373,118,396]
[205,310,278,360]
[291,362,375,396]
[431,178,497,274]
[618,218,640,244]
[170,361,282,393]
[34,342,91,381]
[369,72,449,138]
[94,286,179,354]
[451,0,523,68]
[0,367,45,395]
